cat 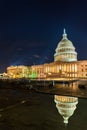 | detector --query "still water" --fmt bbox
[0,88,87,130]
